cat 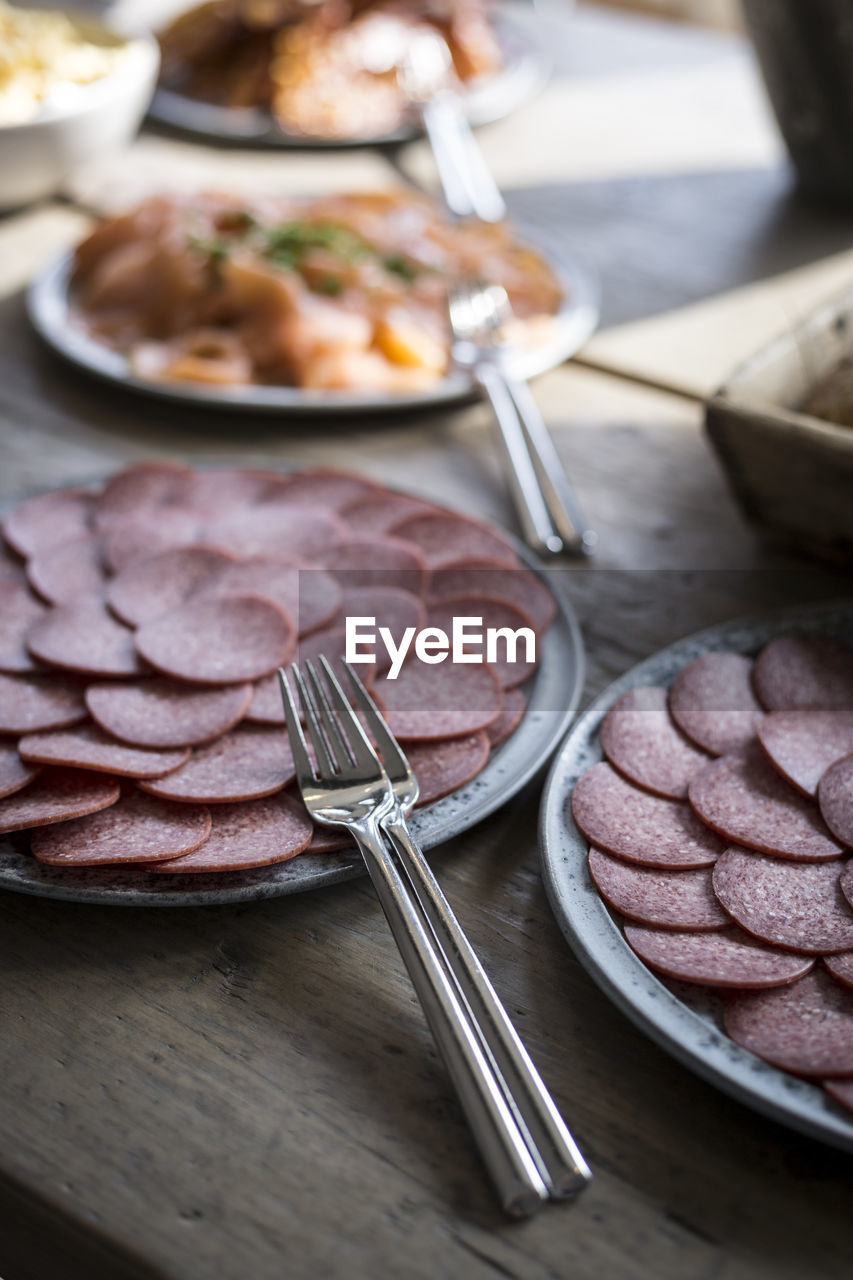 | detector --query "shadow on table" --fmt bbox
[508,165,853,328]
